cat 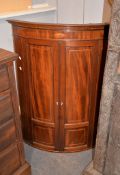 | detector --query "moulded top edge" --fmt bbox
[7,20,109,31]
